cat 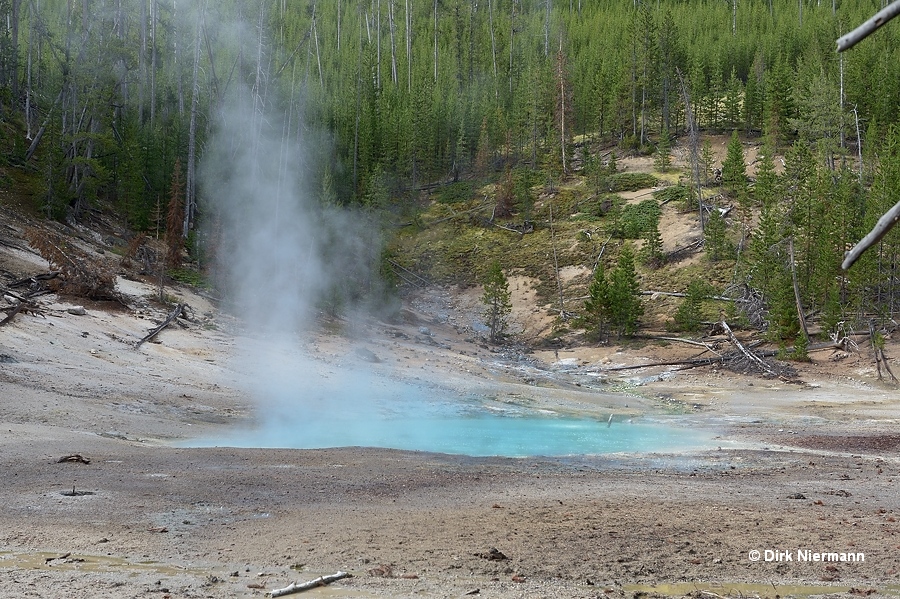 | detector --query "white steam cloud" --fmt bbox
[201,96,381,335]
[196,20,391,449]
